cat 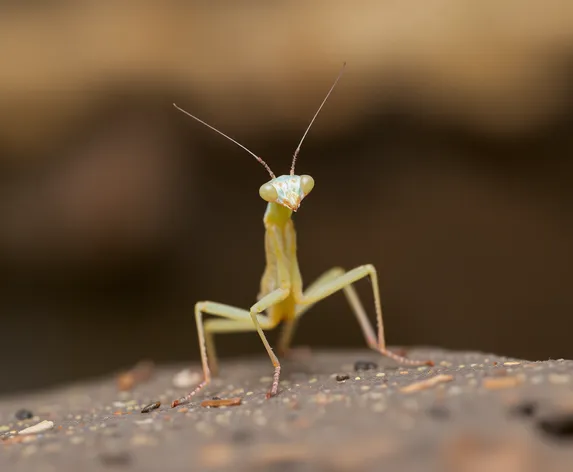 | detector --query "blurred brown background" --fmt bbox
[1,1,573,395]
